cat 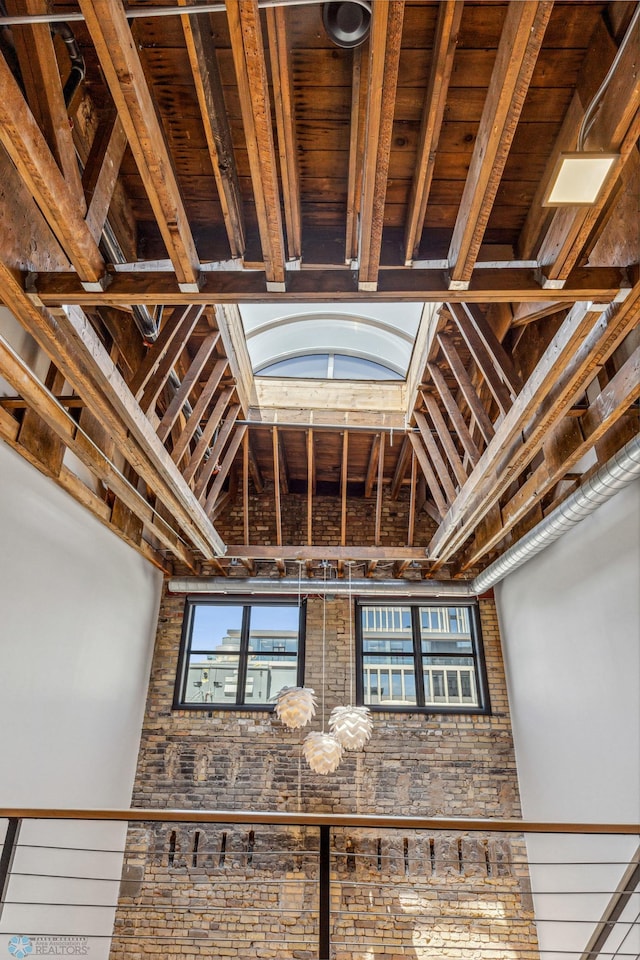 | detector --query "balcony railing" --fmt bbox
[1,809,638,960]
